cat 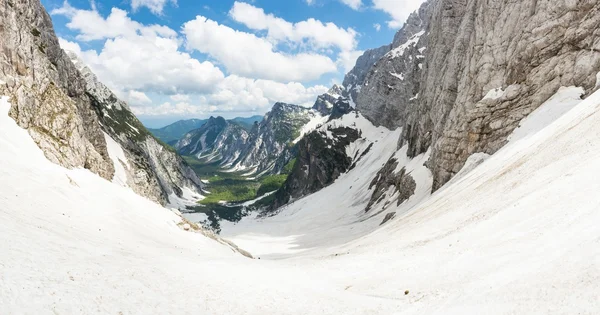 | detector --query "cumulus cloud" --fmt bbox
[130,76,328,116]
[339,0,362,10]
[61,36,224,95]
[127,90,152,105]
[372,0,426,28]
[52,3,176,41]
[183,16,338,82]
[130,0,176,15]
[54,2,340,117]
[373,23,381,31]
[229,2,357,52]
